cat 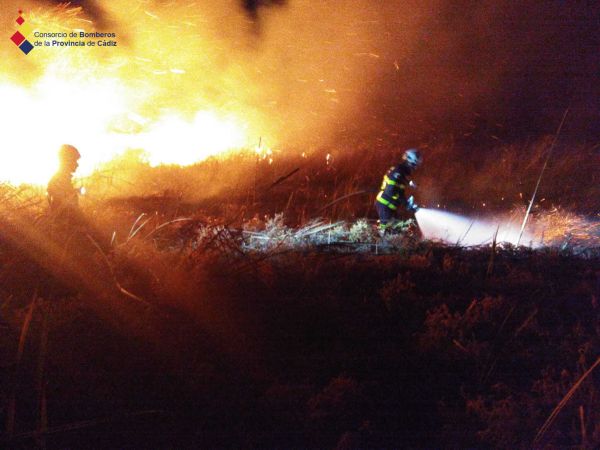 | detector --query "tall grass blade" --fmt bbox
[517,109,569,245]
[127,213,146,240]
[5,296,36,438]
[36,302,49,450]
[533,355,600,446]
[486,226,499,277]
[86,234,150,307]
